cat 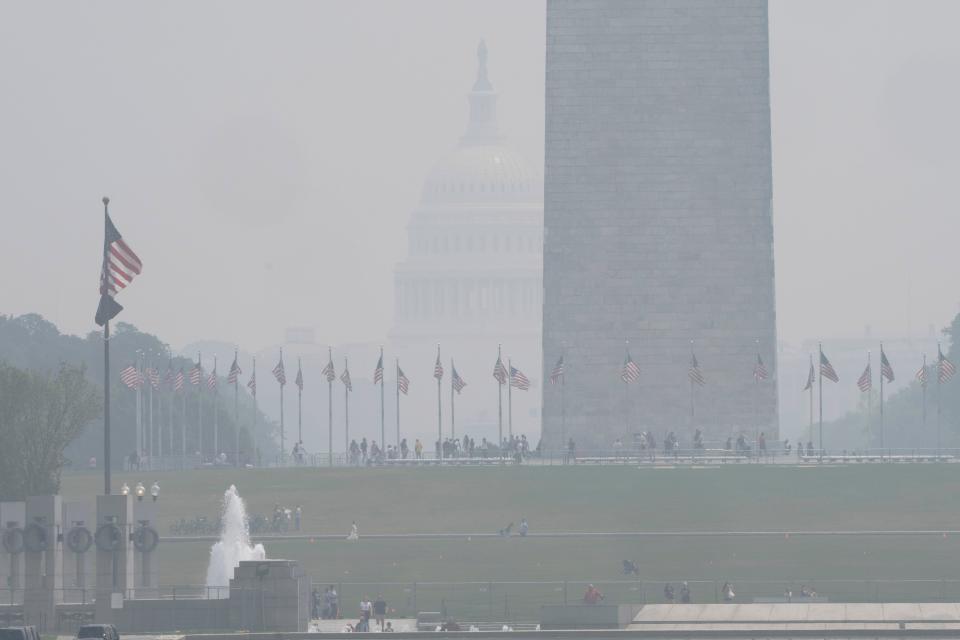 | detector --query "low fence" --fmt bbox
[306,579,960,622]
